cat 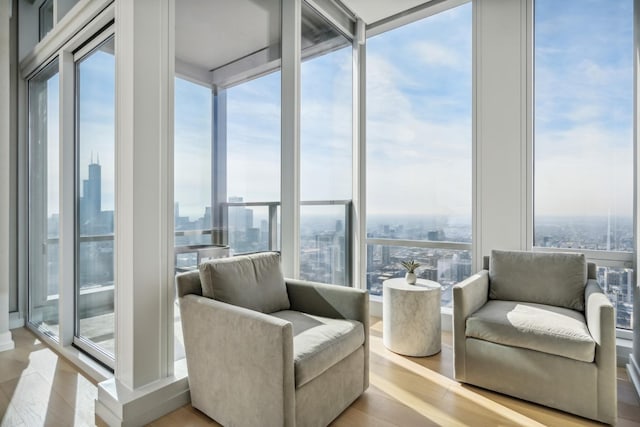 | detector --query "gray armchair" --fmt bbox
[177,252,369,427]
[453,250,616,424]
